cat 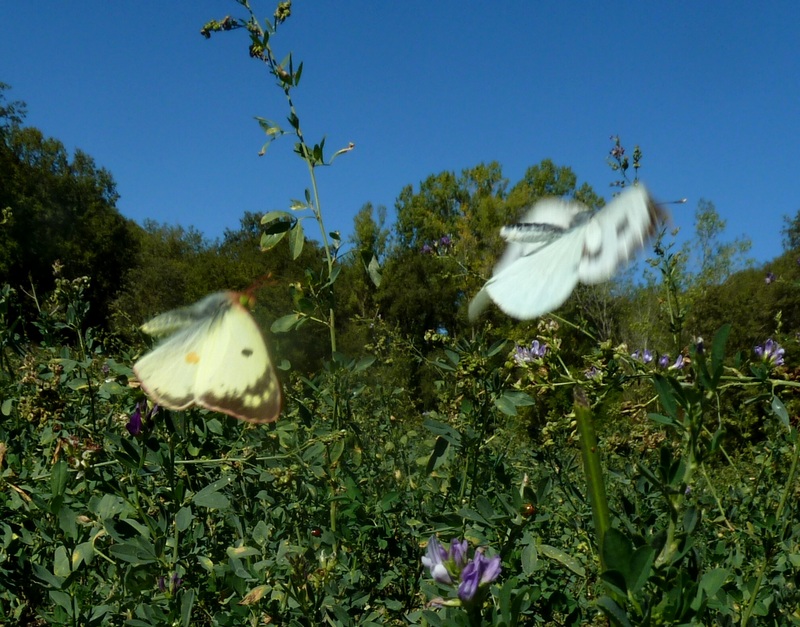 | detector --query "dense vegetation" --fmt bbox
[1,4,800,626]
